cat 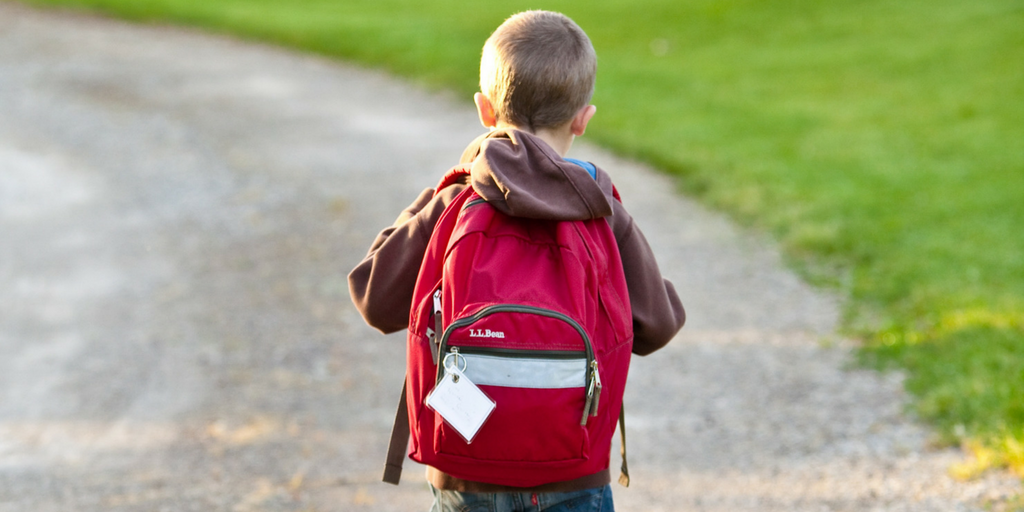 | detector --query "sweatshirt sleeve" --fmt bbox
[608,200,686,356]
[347,186,465,334]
